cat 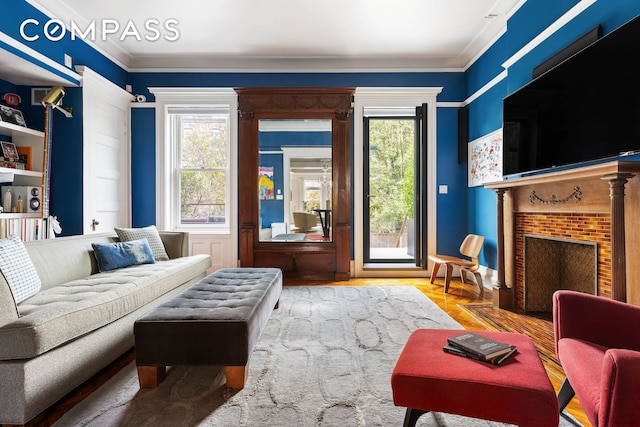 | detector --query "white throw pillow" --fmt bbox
[0,235,41,304]
[114,225,169,261]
